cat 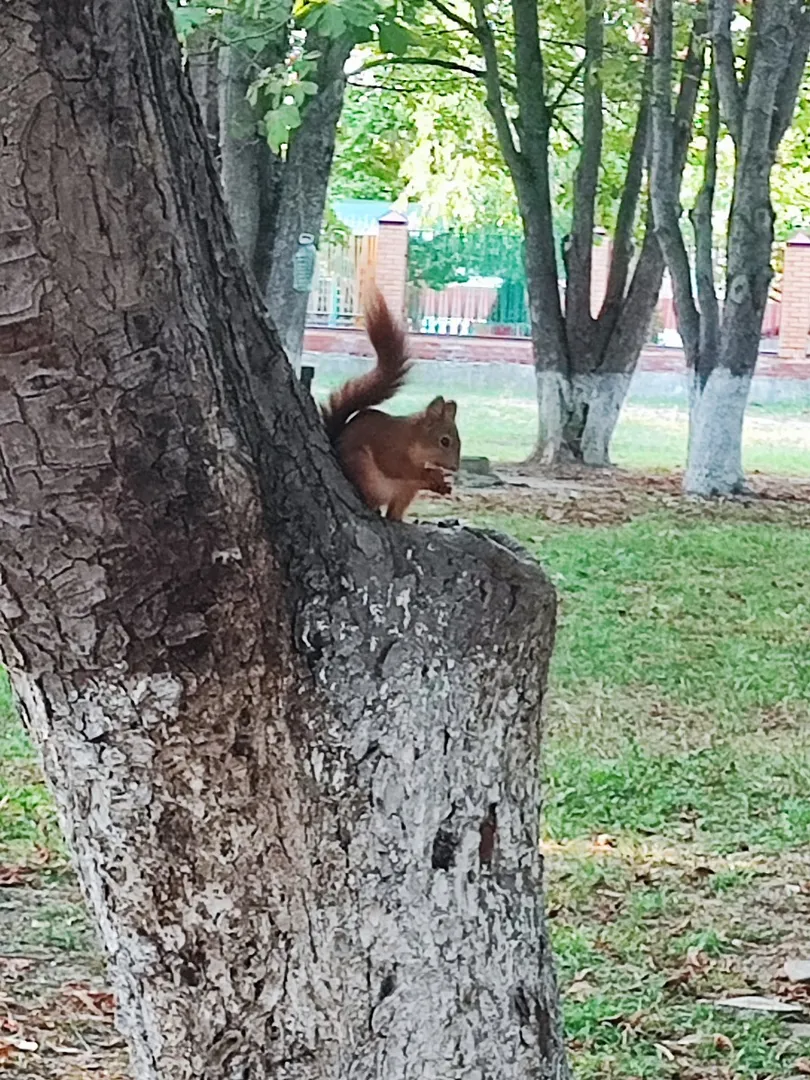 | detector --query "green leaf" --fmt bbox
[378,19,413,55]
[276,101,302,127]
[265,99,303,151]
[171,3,212,35]
[265,111,291,152]
[316,4,348,36]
